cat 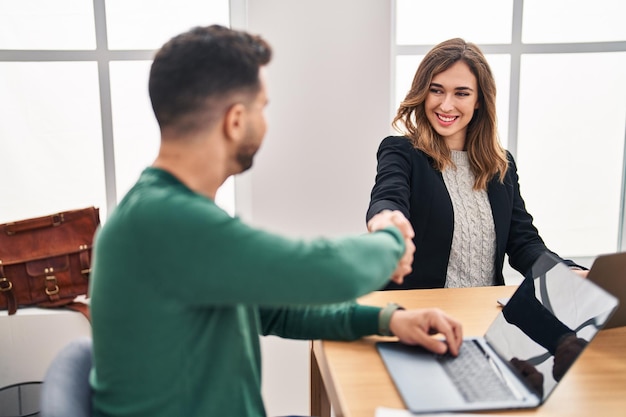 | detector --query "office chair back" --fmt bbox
[40,337,93,417]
